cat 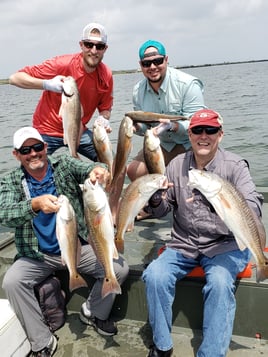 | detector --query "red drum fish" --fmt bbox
[82,178,121,298]
[188,169,268,283]
[125,110,188,123]
[115,174,168,253]
[56,194,87,292]
[59,76,83,159]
